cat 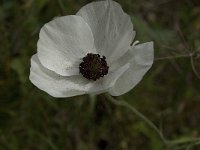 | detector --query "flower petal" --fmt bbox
[30,54,129,98]
[109,42,154,96]
[88,63,130,94]
[30,54,91,98]
[37,15,96,76]
[76,0,135,63]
